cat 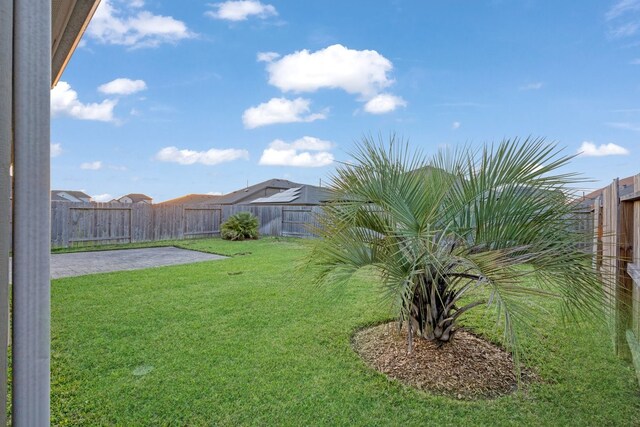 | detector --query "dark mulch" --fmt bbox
[352,322,535,400]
